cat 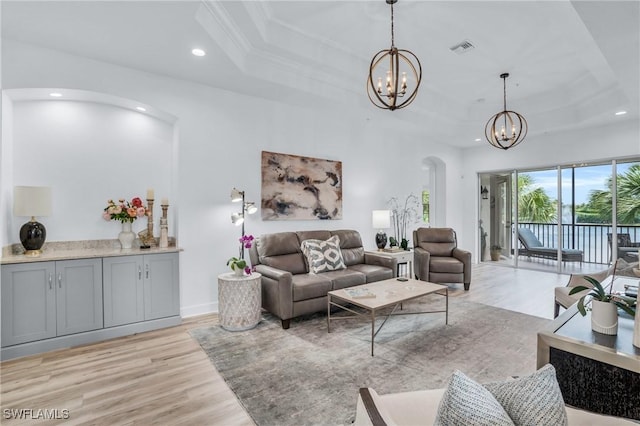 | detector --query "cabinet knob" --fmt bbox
[49,273,53,290]
[146,264,149,279]
[58,272,62,288]
[138,266,142,280]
